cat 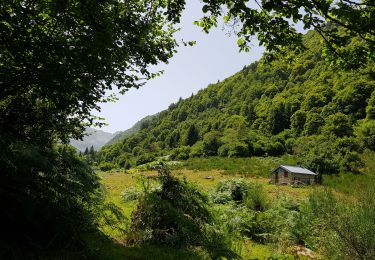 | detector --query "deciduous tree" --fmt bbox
[0,0,184,144]
[196,0,375,69]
